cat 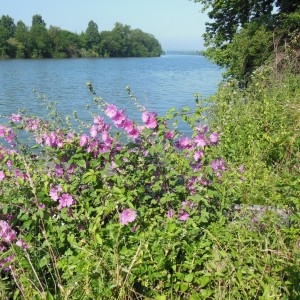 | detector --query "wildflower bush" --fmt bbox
[0,78,299,299]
